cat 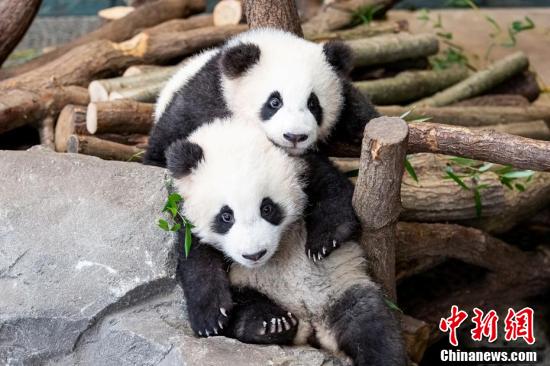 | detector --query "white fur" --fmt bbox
[173,118,307,268]
[154,48,219,122]
[222,28,344,154]
[155,29,344,154]
[229,220,377,348]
